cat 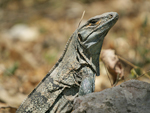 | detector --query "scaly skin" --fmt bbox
[16,12,118,113]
